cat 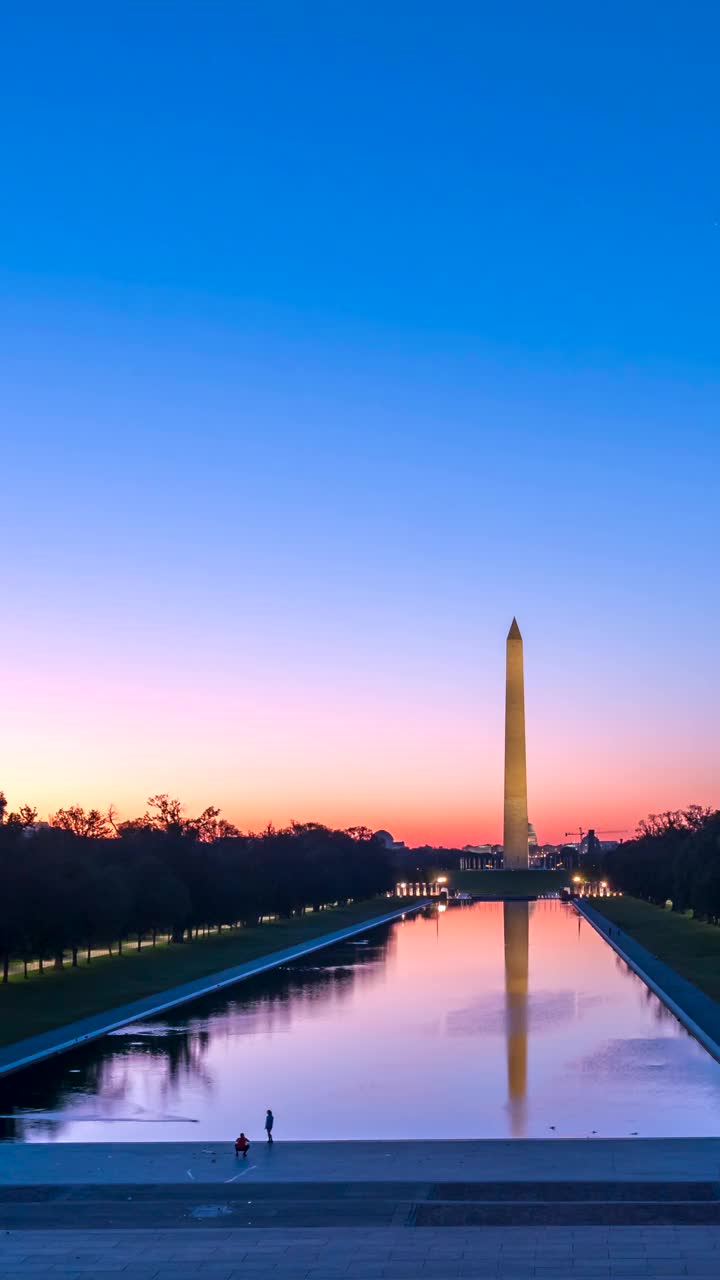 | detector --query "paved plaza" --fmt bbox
[1,1225,720,1279]
[1,1143,720,1277]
